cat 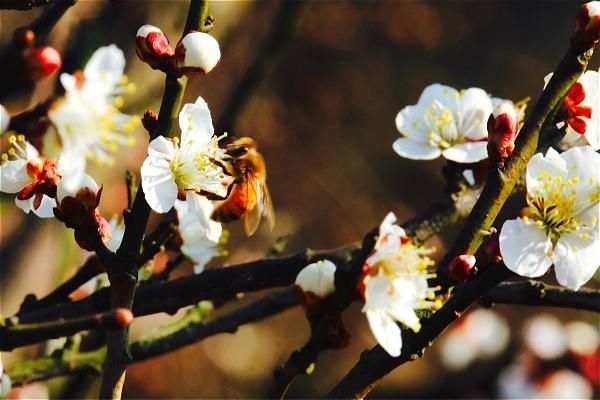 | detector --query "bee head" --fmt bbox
[226,137,257,157]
